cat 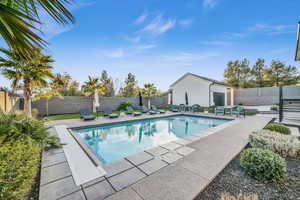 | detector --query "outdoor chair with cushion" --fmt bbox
[126,106,142,116]
[231,106,246,117]
[142,105,156,114]
[151,105,166,114]
[179,104,186,112]
[215,106,225,115]
[191,104,201,112]
[80,108,96,121]
[170,105,179,112]
[103,108,119,118]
